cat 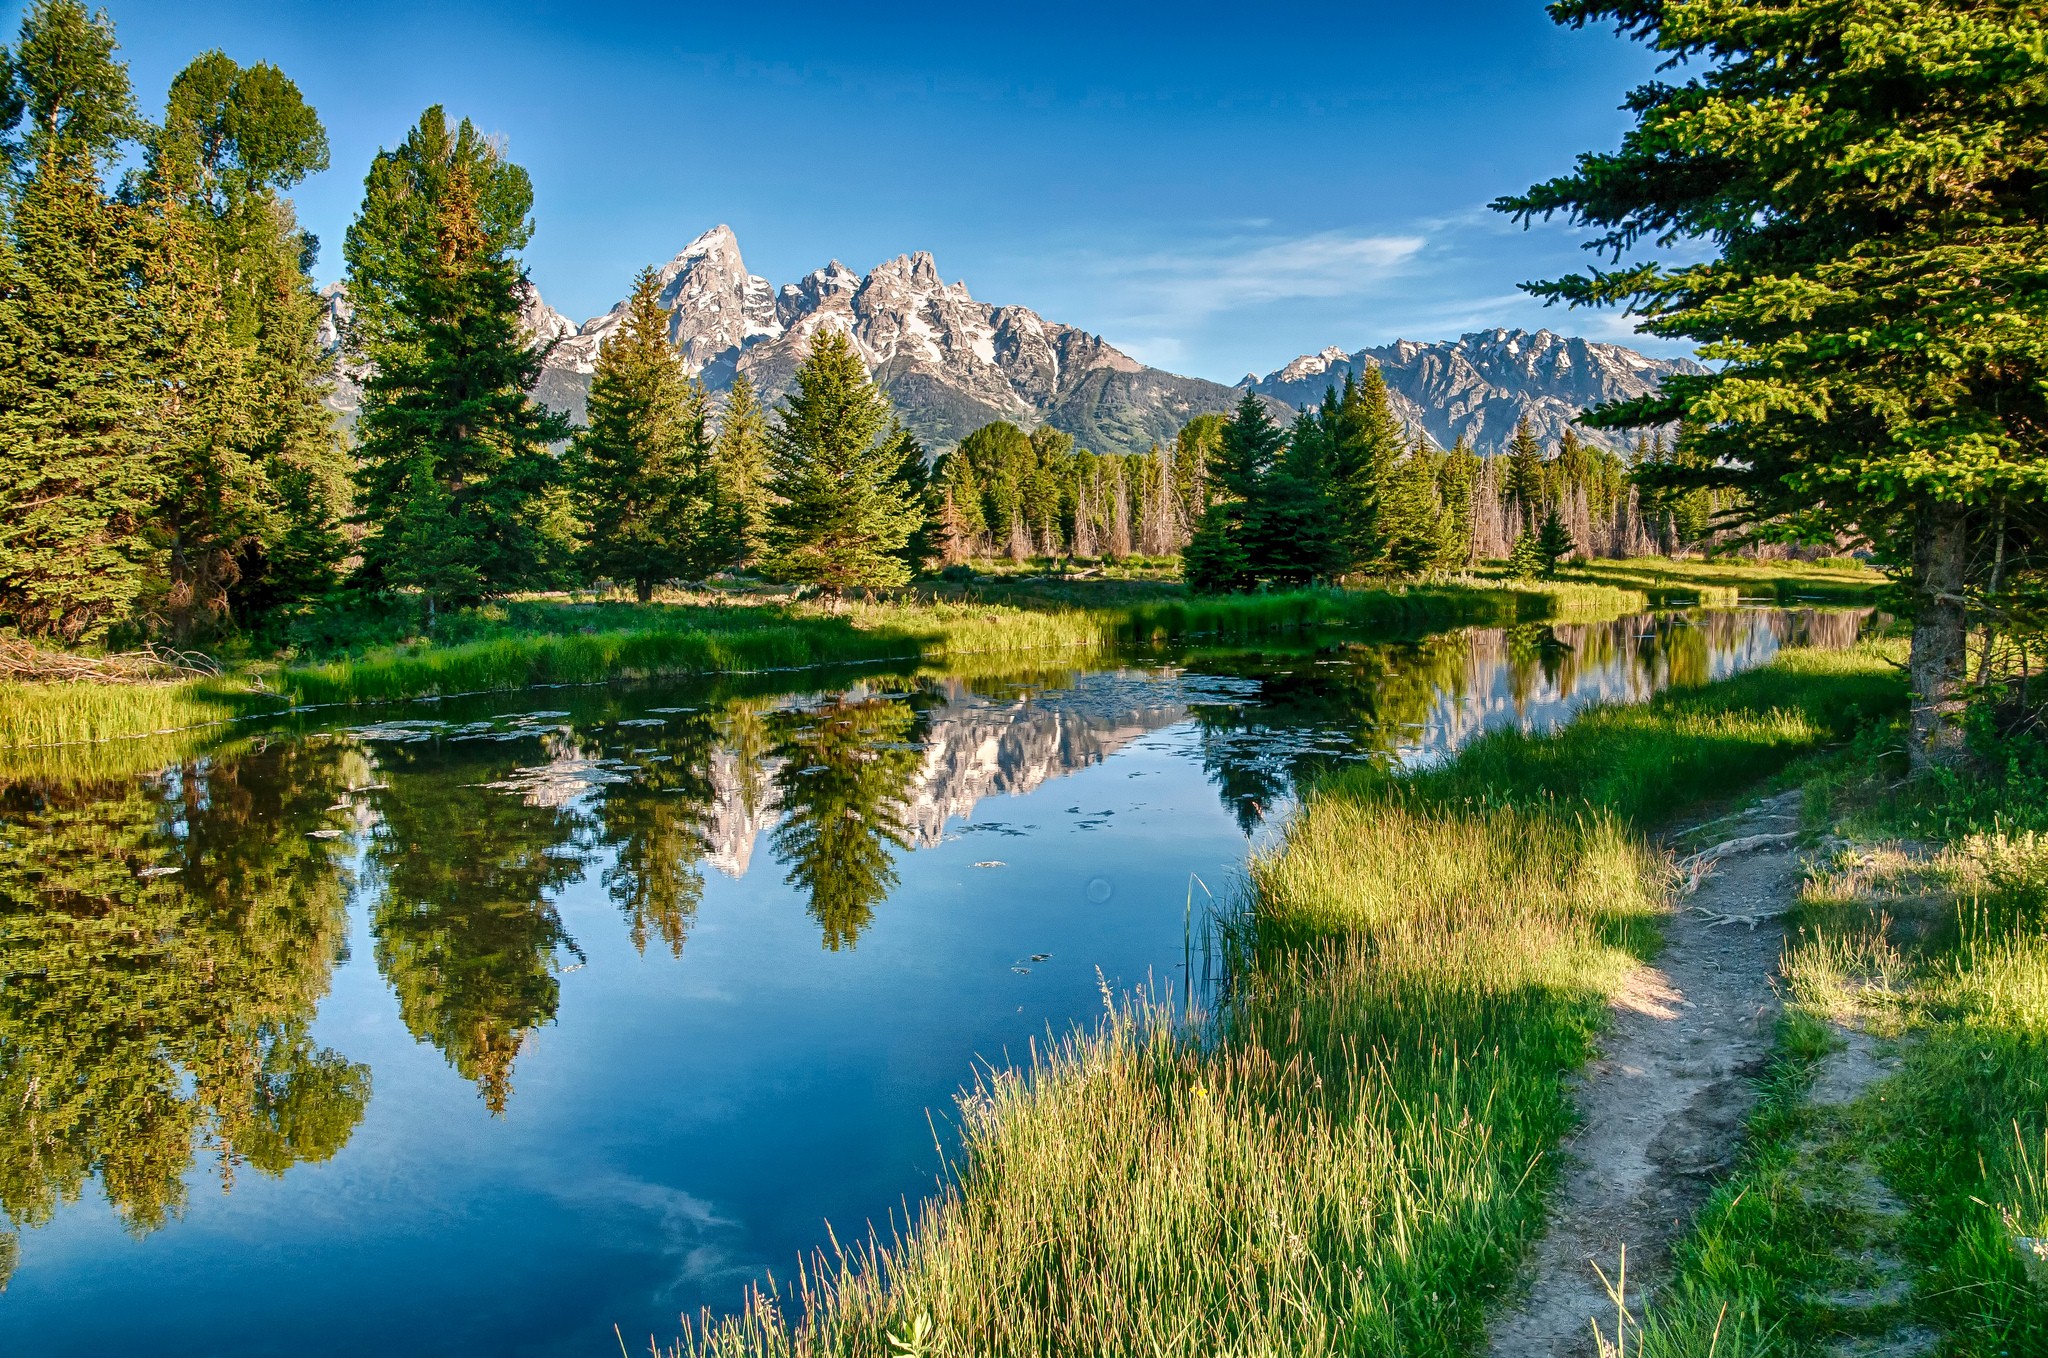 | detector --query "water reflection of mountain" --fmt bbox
[700,674,1199,876]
